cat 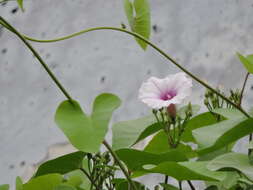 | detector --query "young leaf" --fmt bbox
[237,53,253,74]
[55,93,121,153]
[35,151,87,177]
[16,177,23,190]
[207,152,253,181]
[16,0,24,12]
[124,0,151,50]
